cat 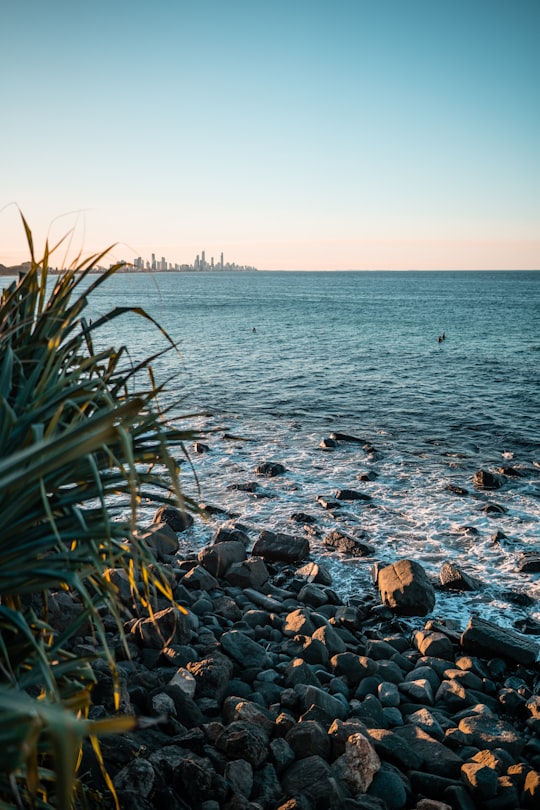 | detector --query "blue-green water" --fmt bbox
[14,269,540,630]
